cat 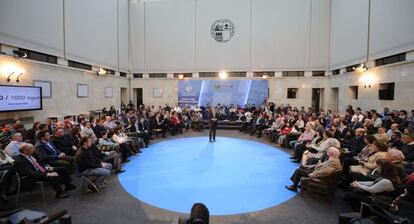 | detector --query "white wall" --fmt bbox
[0,55,129,122]
[118,0,130,72]
[129,0,331,73]
[369,0,414,60]
[329,62,414,112]
[129,1,145,72]
[330,0,369,69]
[65,0,119,70]
[0,0,64,57]
[145,0,196,72]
